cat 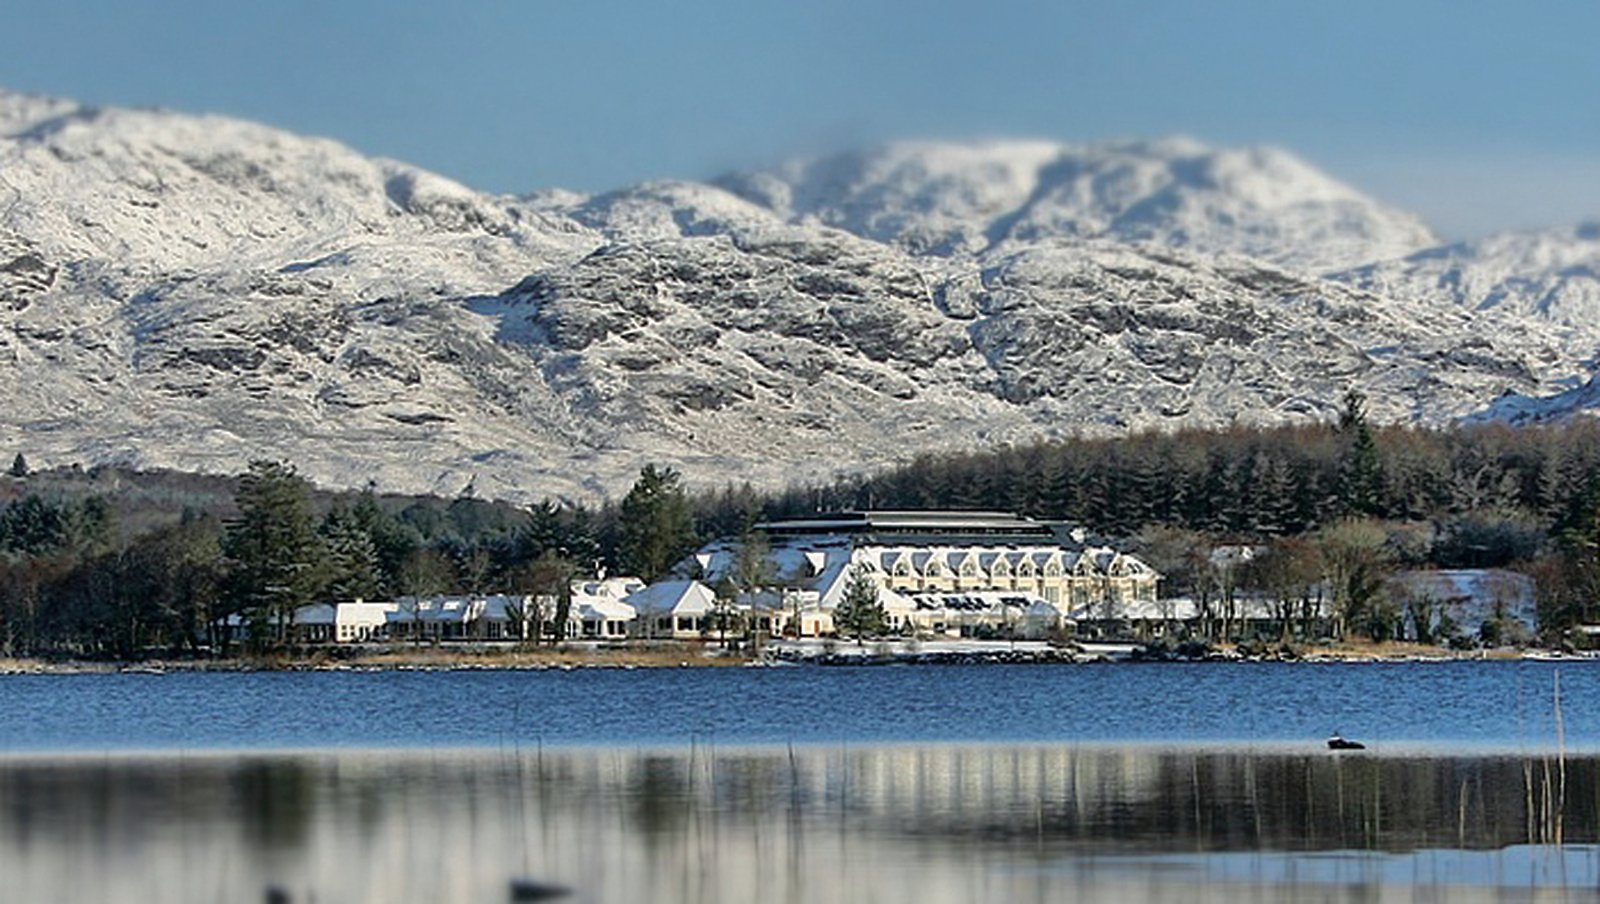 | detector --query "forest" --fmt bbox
[2,393,1598,658]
